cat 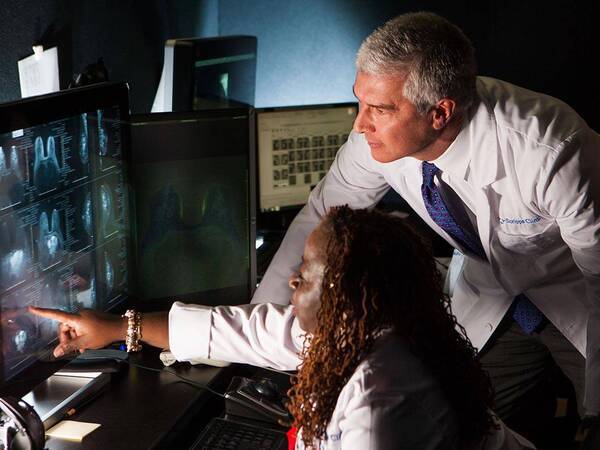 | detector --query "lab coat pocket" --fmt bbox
[496,224,561,255]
